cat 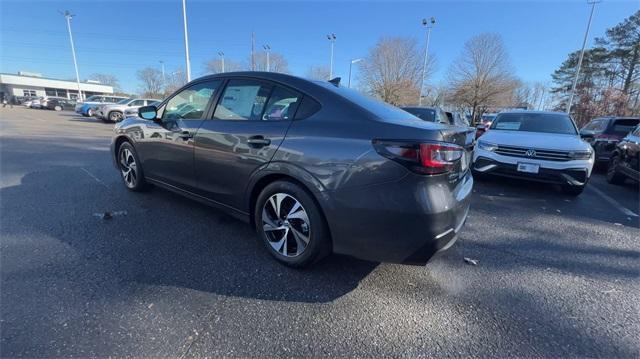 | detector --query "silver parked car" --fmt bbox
[96,98,159,122]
